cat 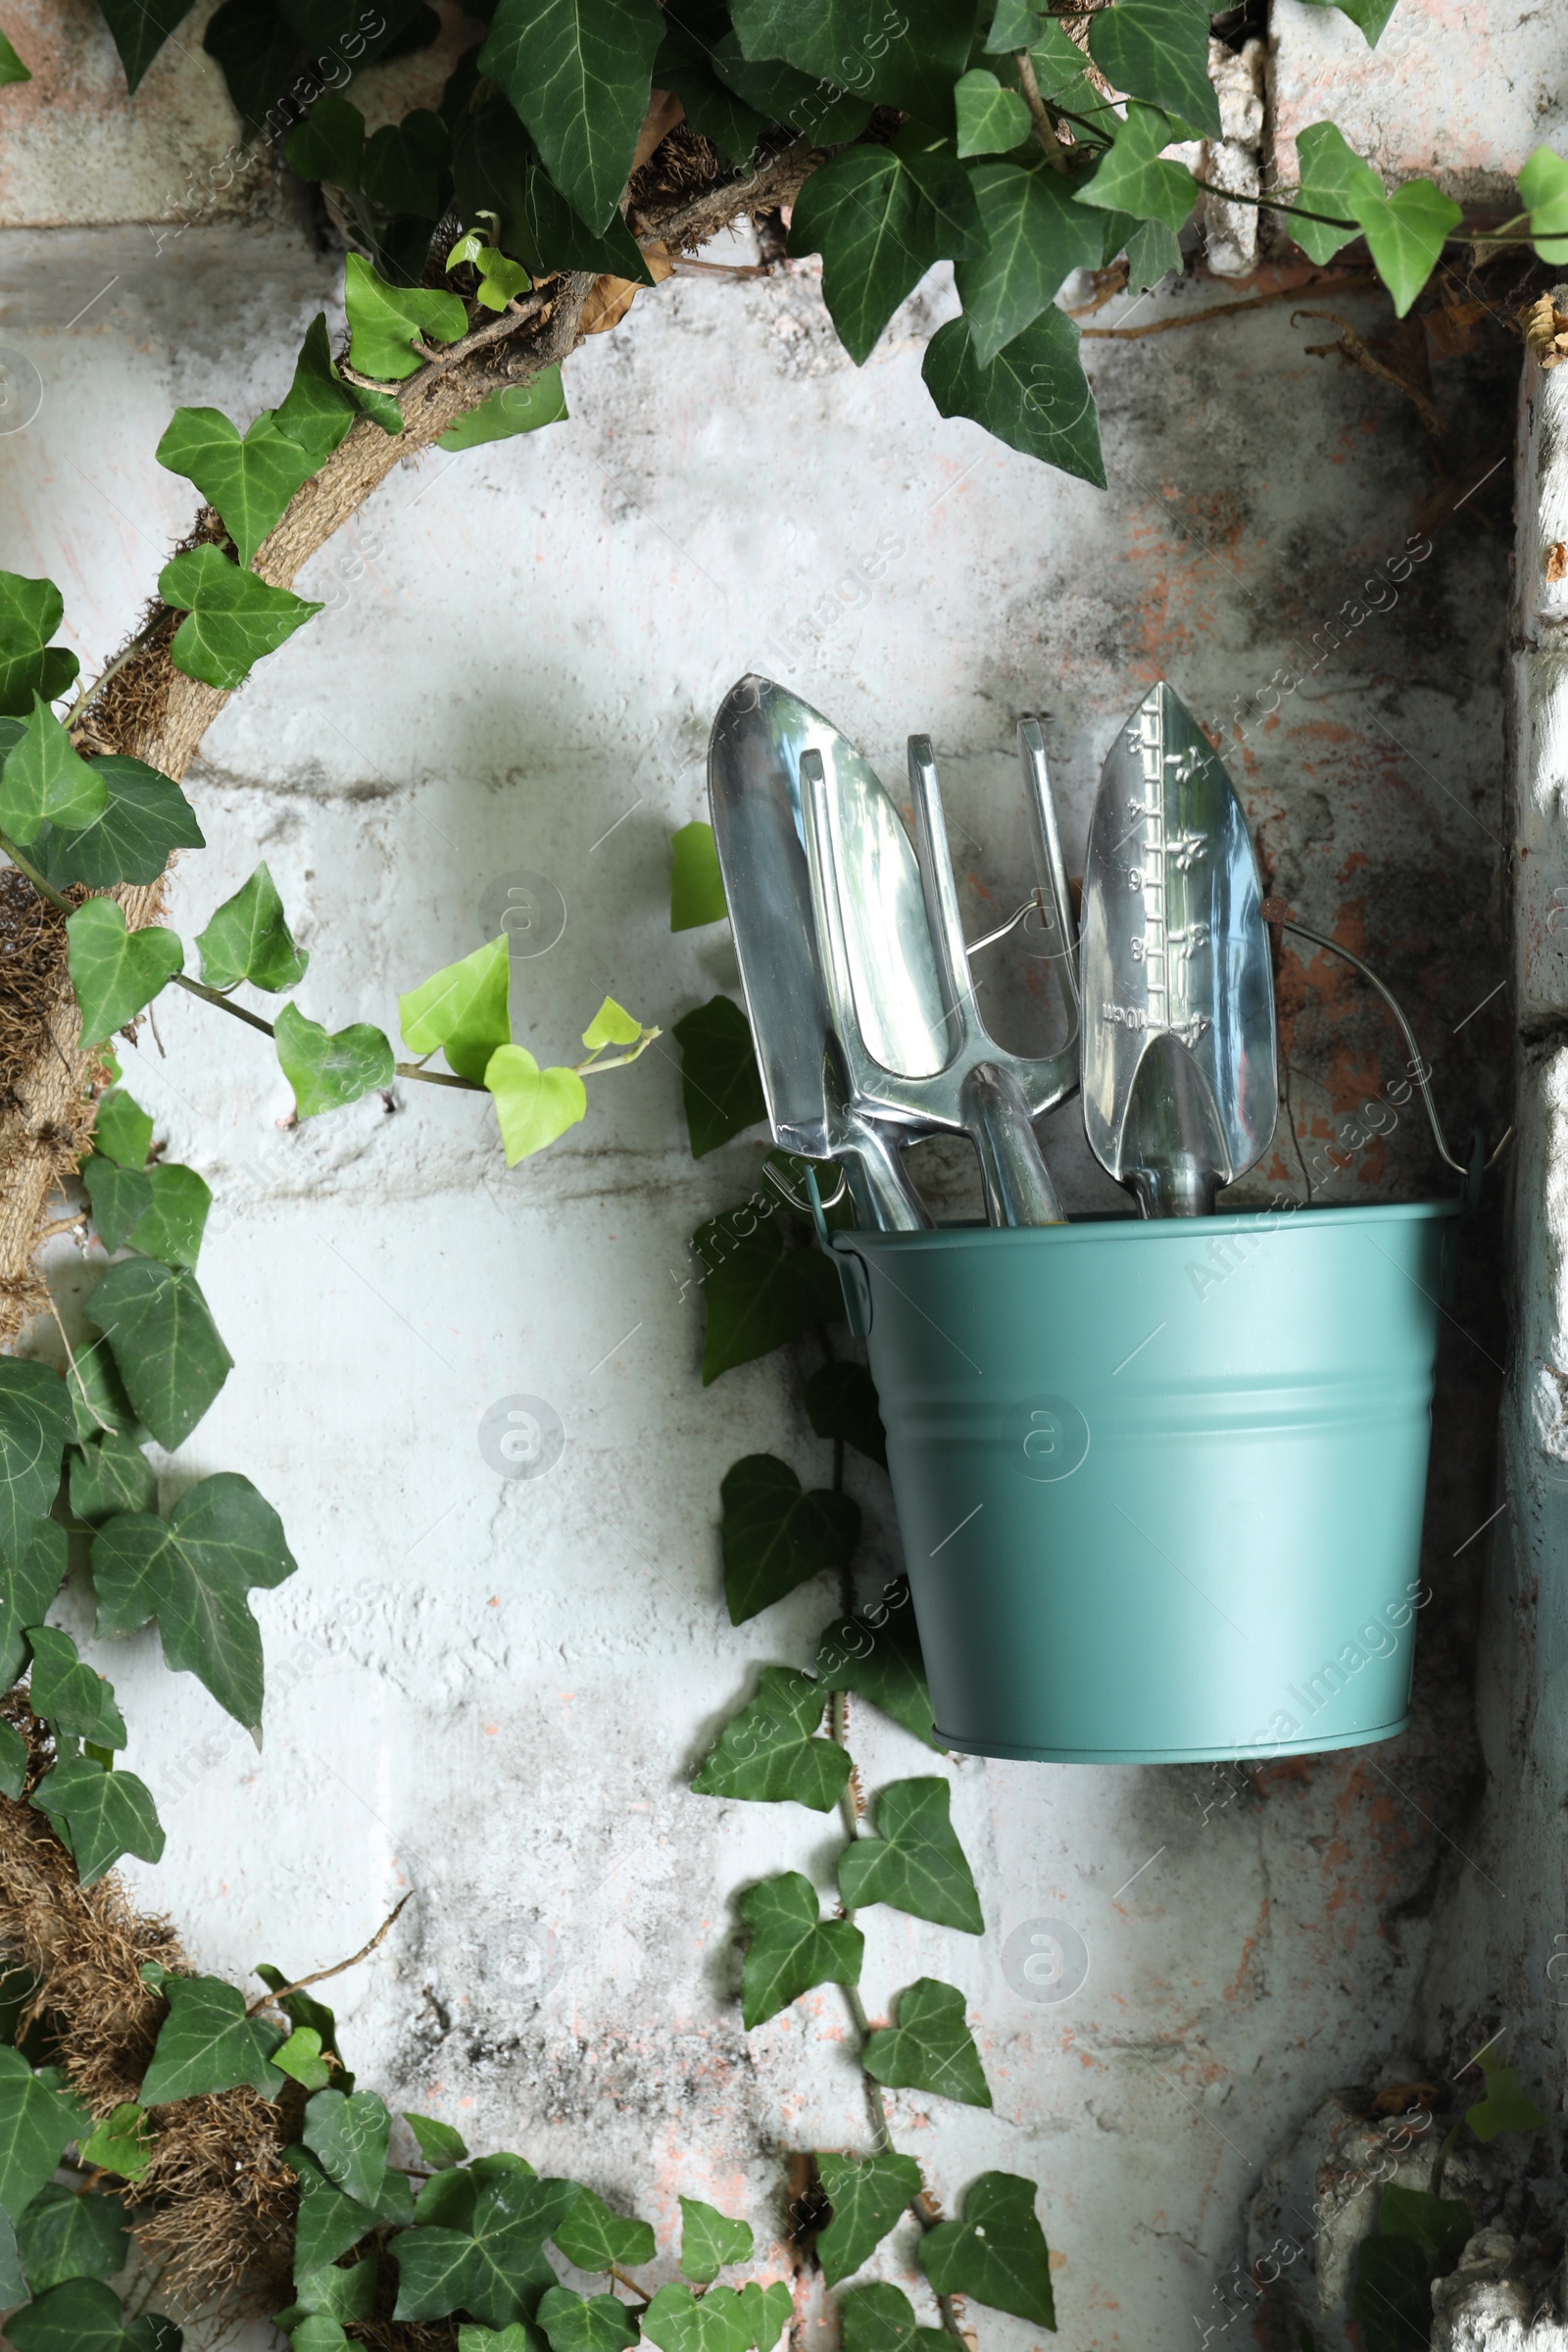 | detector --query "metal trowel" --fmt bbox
[1080,682,1277,1215]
